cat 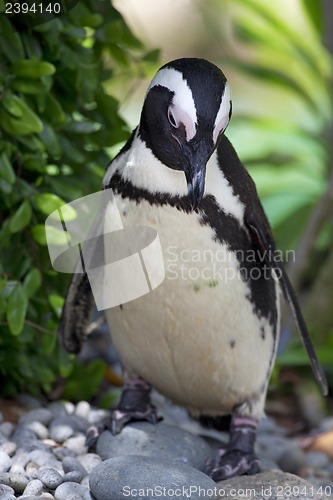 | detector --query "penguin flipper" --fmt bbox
[59,271,94,354]
[246,217,328,396]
